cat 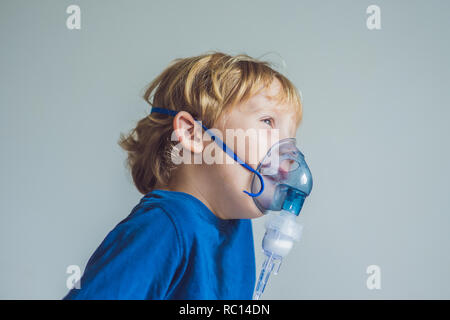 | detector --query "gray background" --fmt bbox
[1,0,449,299]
